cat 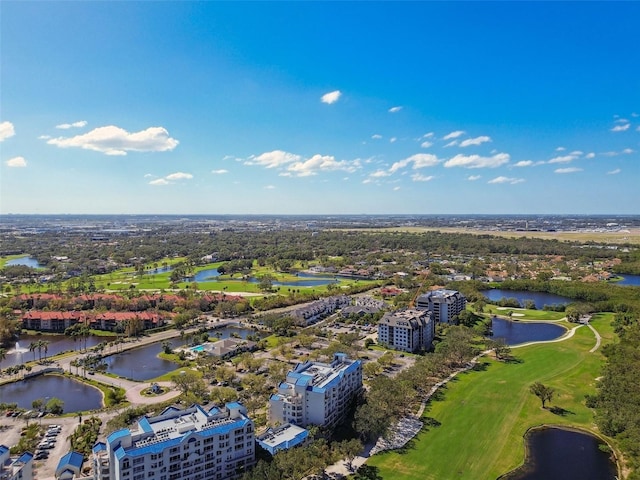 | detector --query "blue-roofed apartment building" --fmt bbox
[55,451,84,480]
[256,423,309,456]
[0,445,33,480]
[269,353,362,429]
[93,403,254,480]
